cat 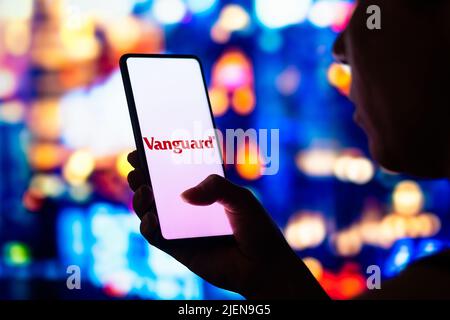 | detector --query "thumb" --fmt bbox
[181,174,292,260]
[181,174,255,214]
